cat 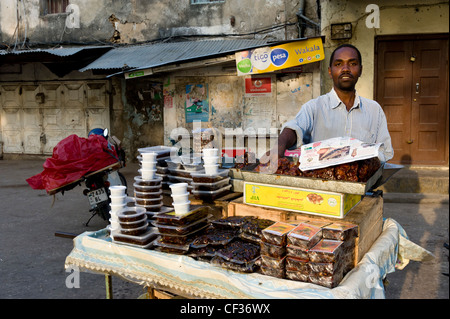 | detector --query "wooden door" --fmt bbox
[376,35,449,165]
